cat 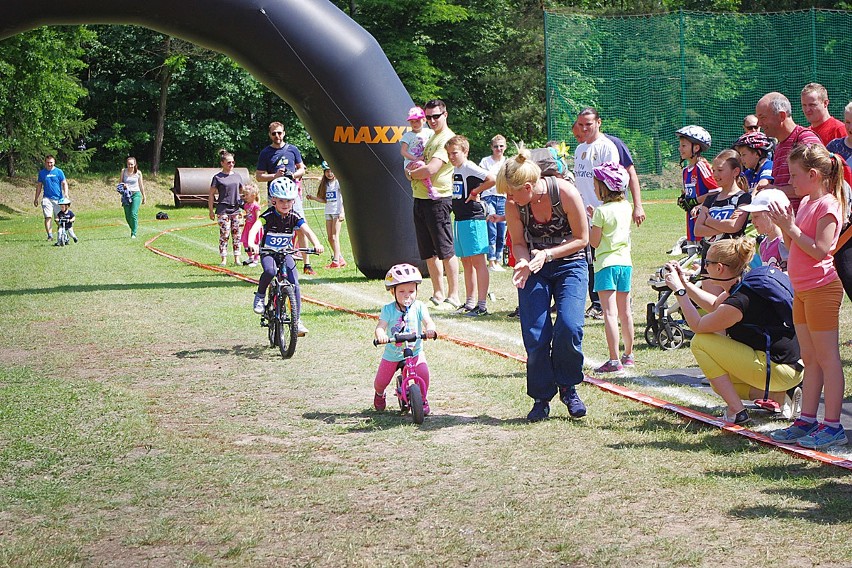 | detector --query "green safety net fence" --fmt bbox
[544,9,852,174]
